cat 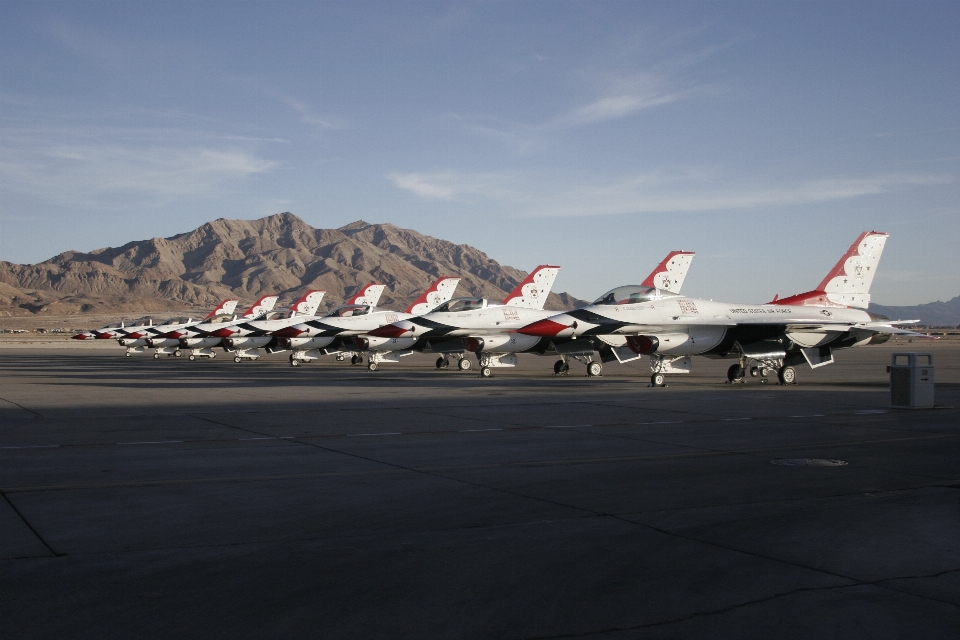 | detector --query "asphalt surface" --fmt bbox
[1,344,958,639]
